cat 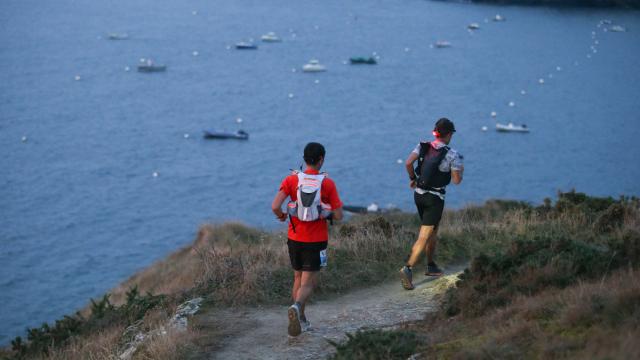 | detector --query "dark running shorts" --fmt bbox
[414,191,445,226]
[287,239,328,272]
